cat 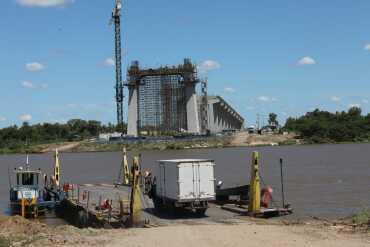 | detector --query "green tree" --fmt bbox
[283,107,369,143]
[268,113,279,126]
